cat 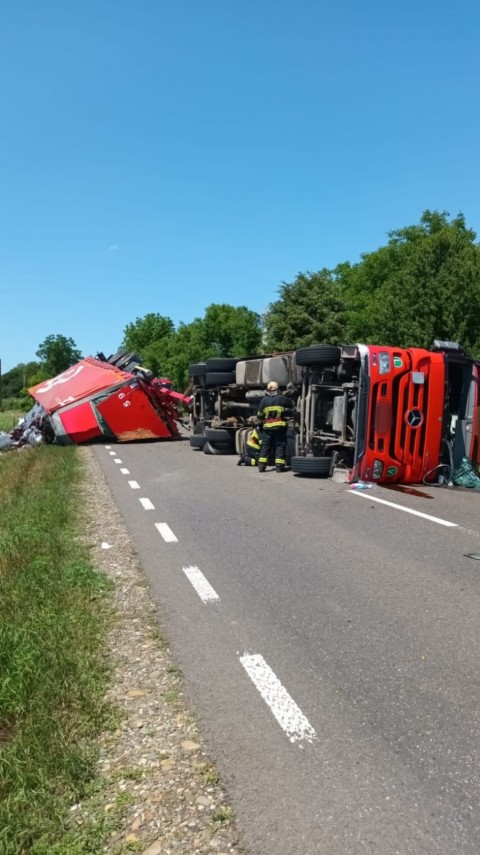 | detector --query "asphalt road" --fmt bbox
[94,439,480,855]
